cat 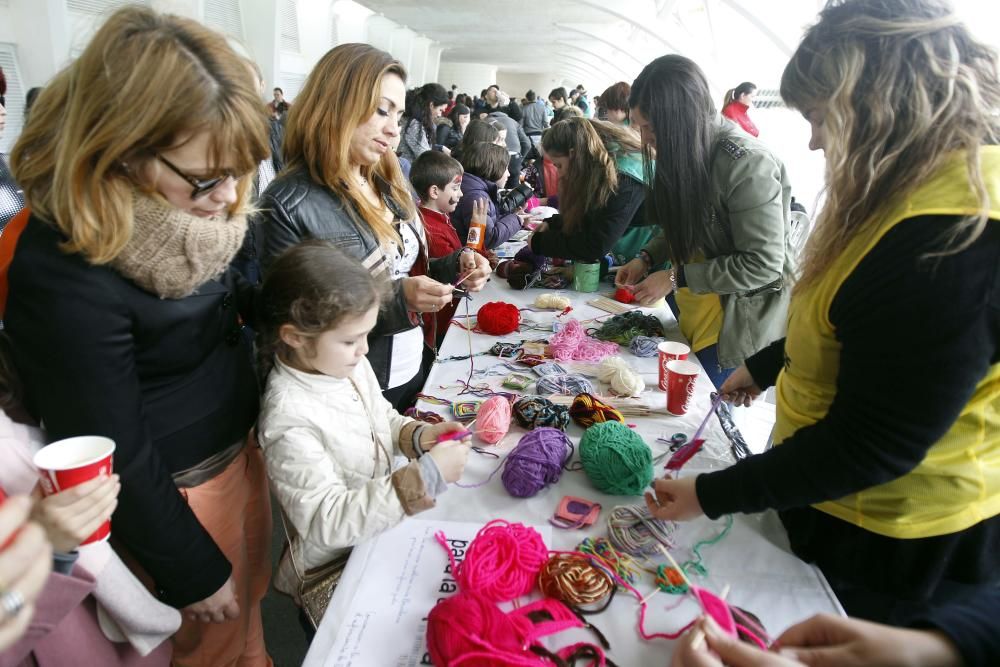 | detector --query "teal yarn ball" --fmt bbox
[579,422,654,496]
